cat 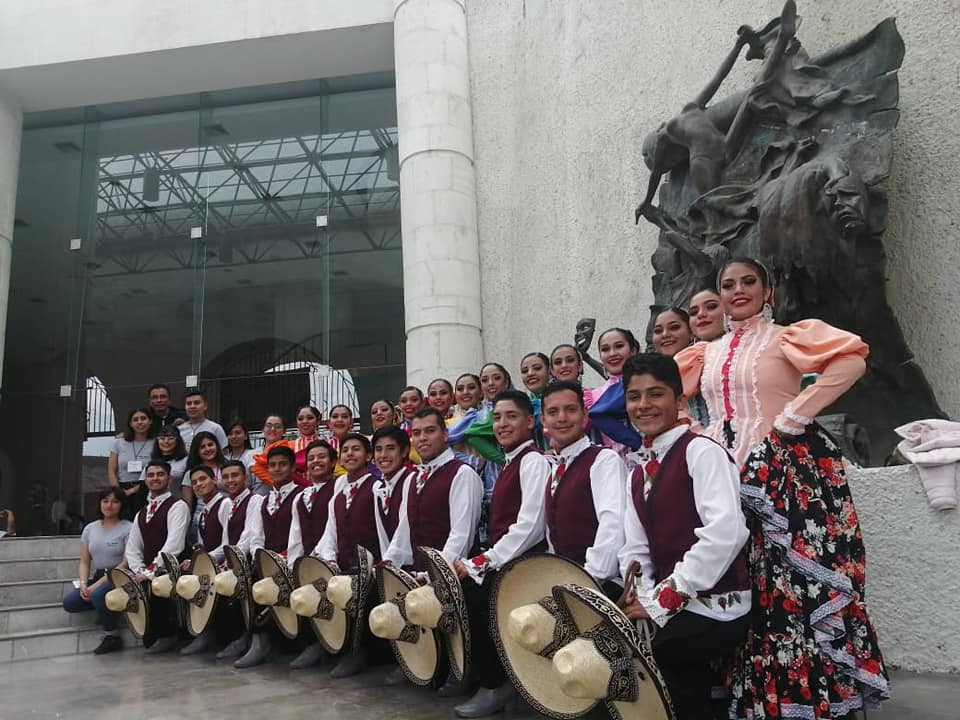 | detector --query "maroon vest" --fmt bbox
[489,444,545,549]
[226,492,252,545]
[407,458,468,572]
[333,476,380,569]
[544,444,603,566]
[261,486,302,553]
[630,431,749,595]
[138,496,186,564]
[378,468,413,542]
[296,480,337,558]
[199,495,227,552]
